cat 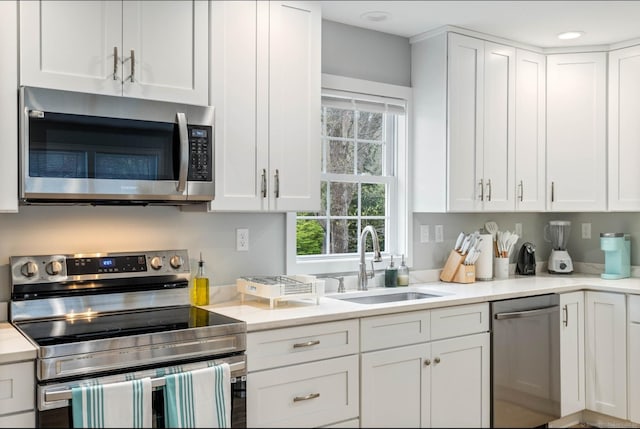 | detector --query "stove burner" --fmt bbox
[15,306,231,346]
